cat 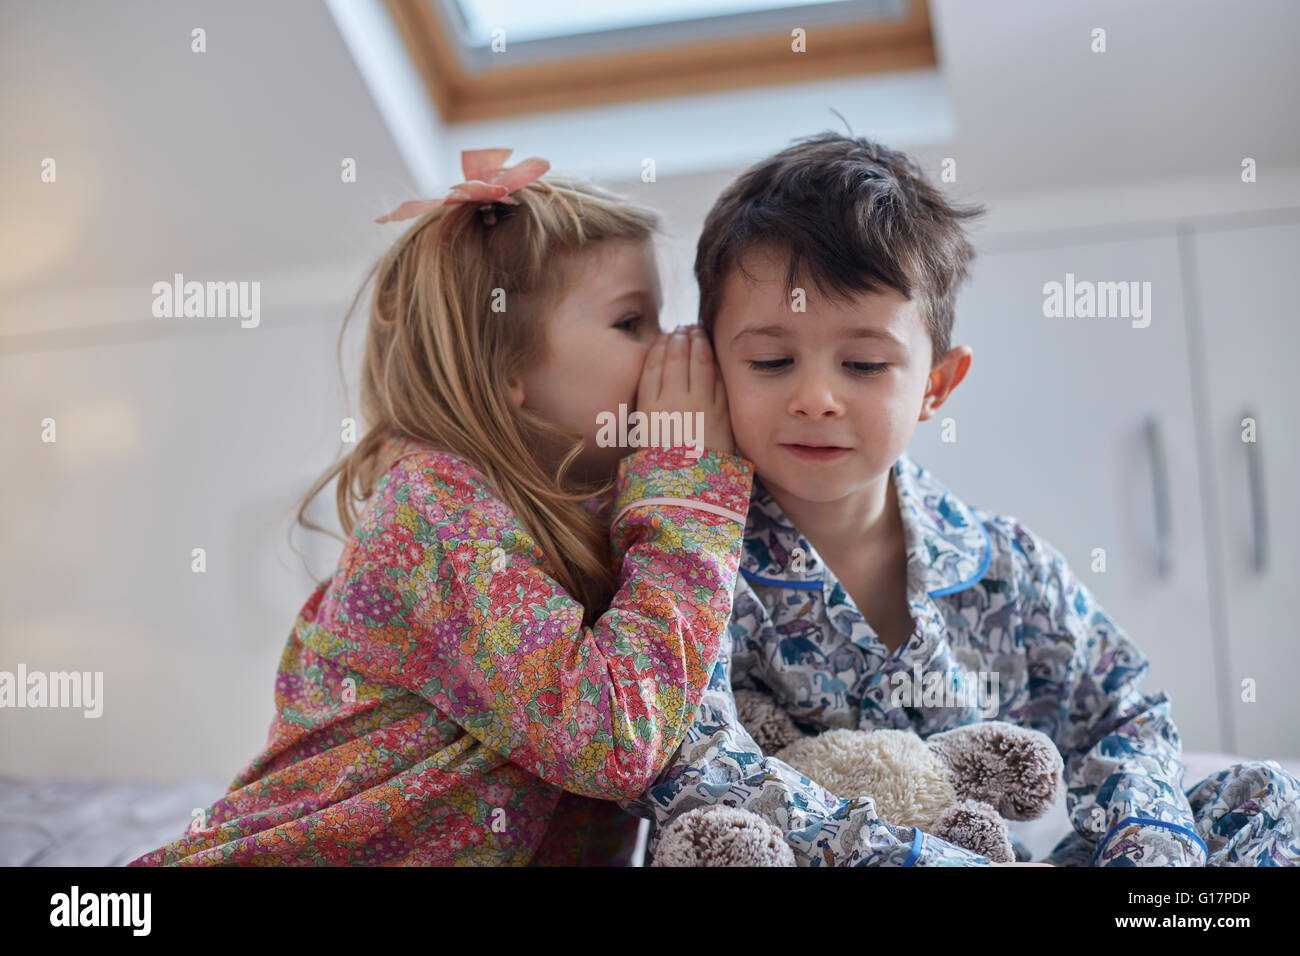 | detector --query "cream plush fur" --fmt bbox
[651,688,1063,866]
[777,727,957,832]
